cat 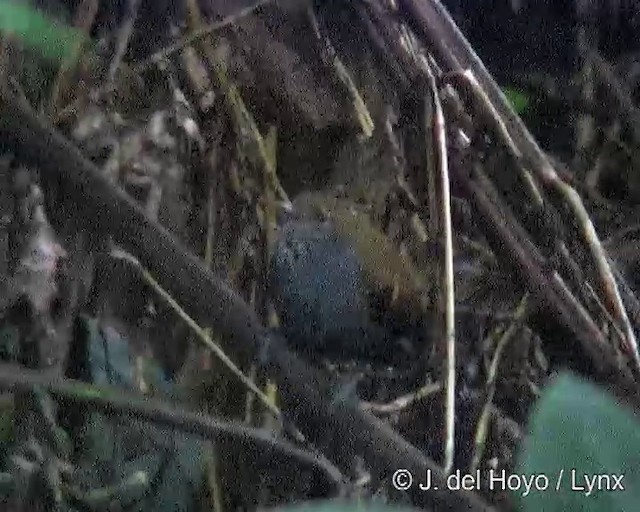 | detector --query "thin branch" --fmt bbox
[361,382,441,414]
[398,0,640,374]
[133,0,274,73]
[109,247,282,420]
[0,363,345,489]
[422,58,456,474]
[470,294,529,473]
